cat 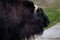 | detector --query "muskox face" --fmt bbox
[0,0,50,40]
[22,4,50,39]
